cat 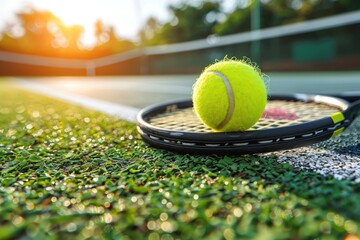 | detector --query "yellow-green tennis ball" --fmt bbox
[192,59,267,132]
